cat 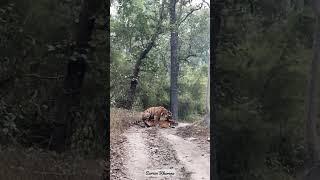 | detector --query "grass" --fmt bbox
[110,108,142,179]
[110,107,141,139]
